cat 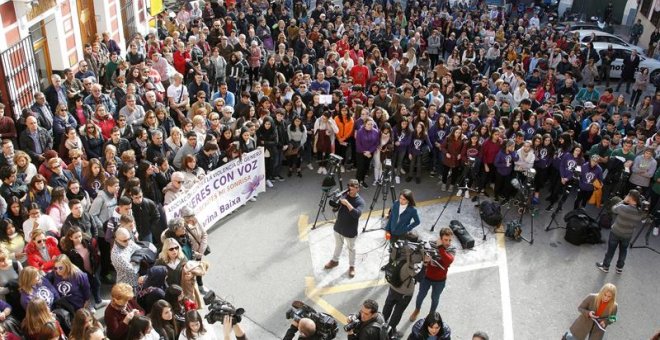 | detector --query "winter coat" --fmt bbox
[407,318,451,340]
[621,55,640,81]
[25,236,61,272]
[384,201,420,237]
[442,137,465,168]
[569,294,617,340]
